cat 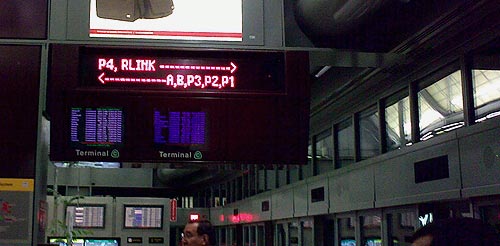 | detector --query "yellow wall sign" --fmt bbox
[0,179,34,192]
